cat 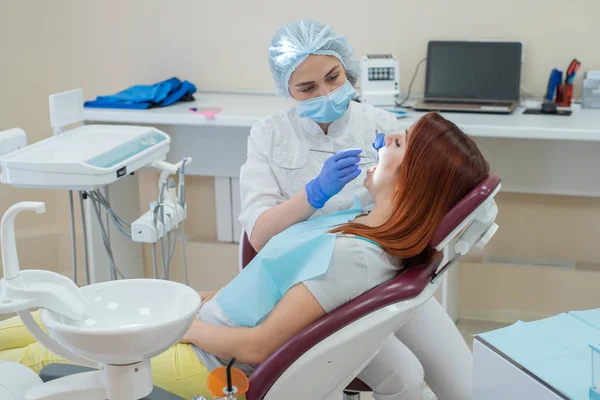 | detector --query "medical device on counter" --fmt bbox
[0,202,201,400]
[359,54,400,106]
[0,89,192,284]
